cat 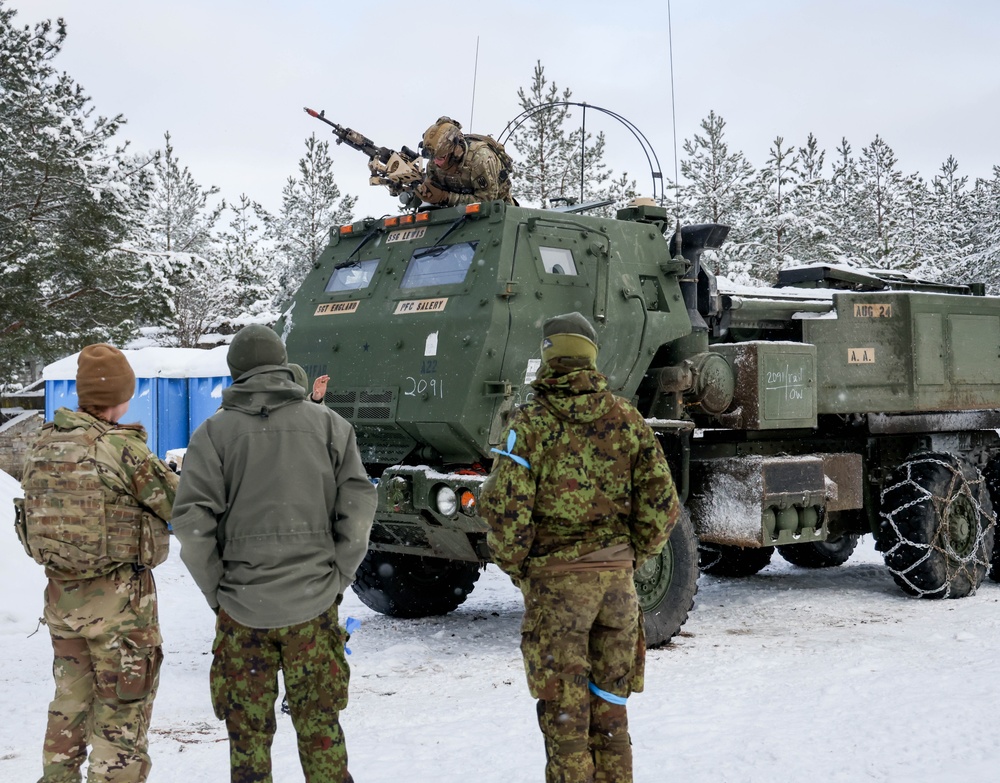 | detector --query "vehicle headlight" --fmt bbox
[435,485,458,516]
